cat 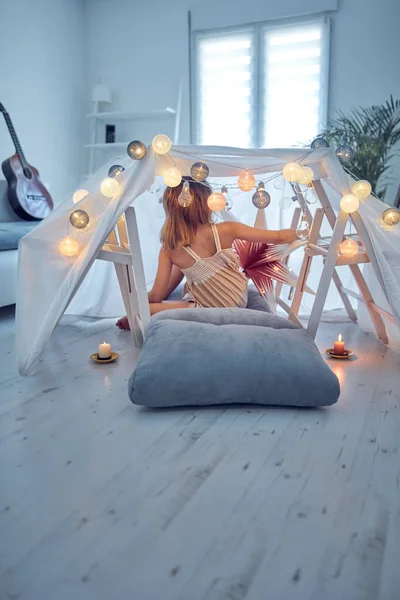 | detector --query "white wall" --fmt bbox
[0,0,85,204]
[1,0,397,204]
[85,0,400,202]
[330,0,400,114]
